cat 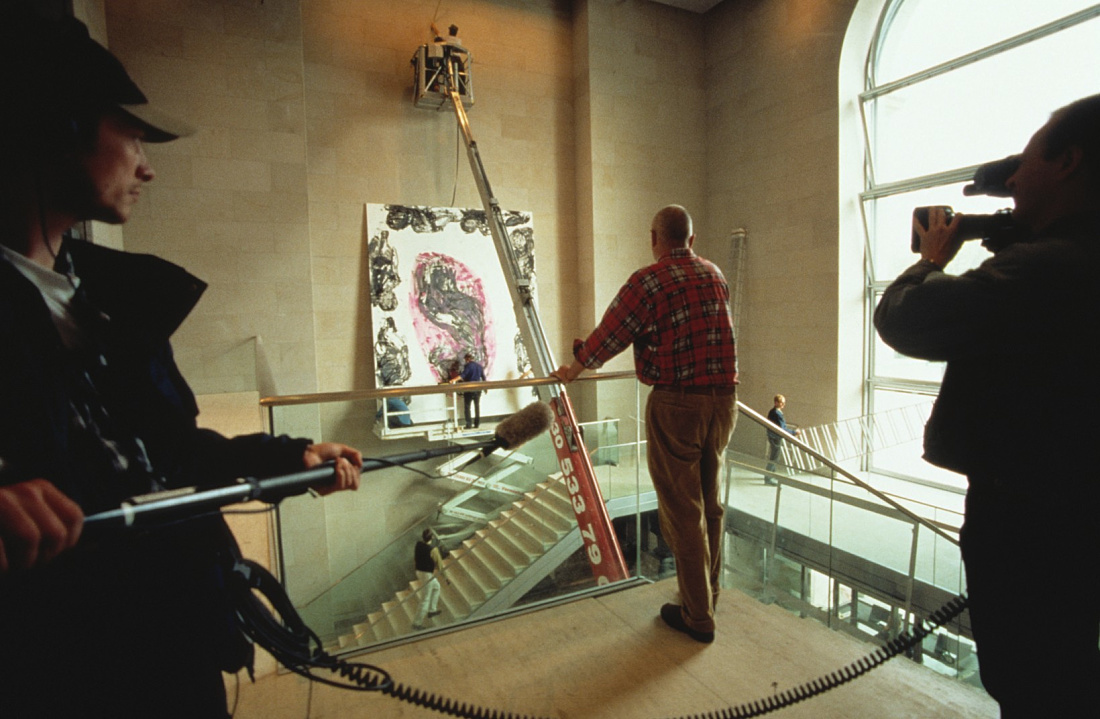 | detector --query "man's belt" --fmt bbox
[652,384,736,396]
